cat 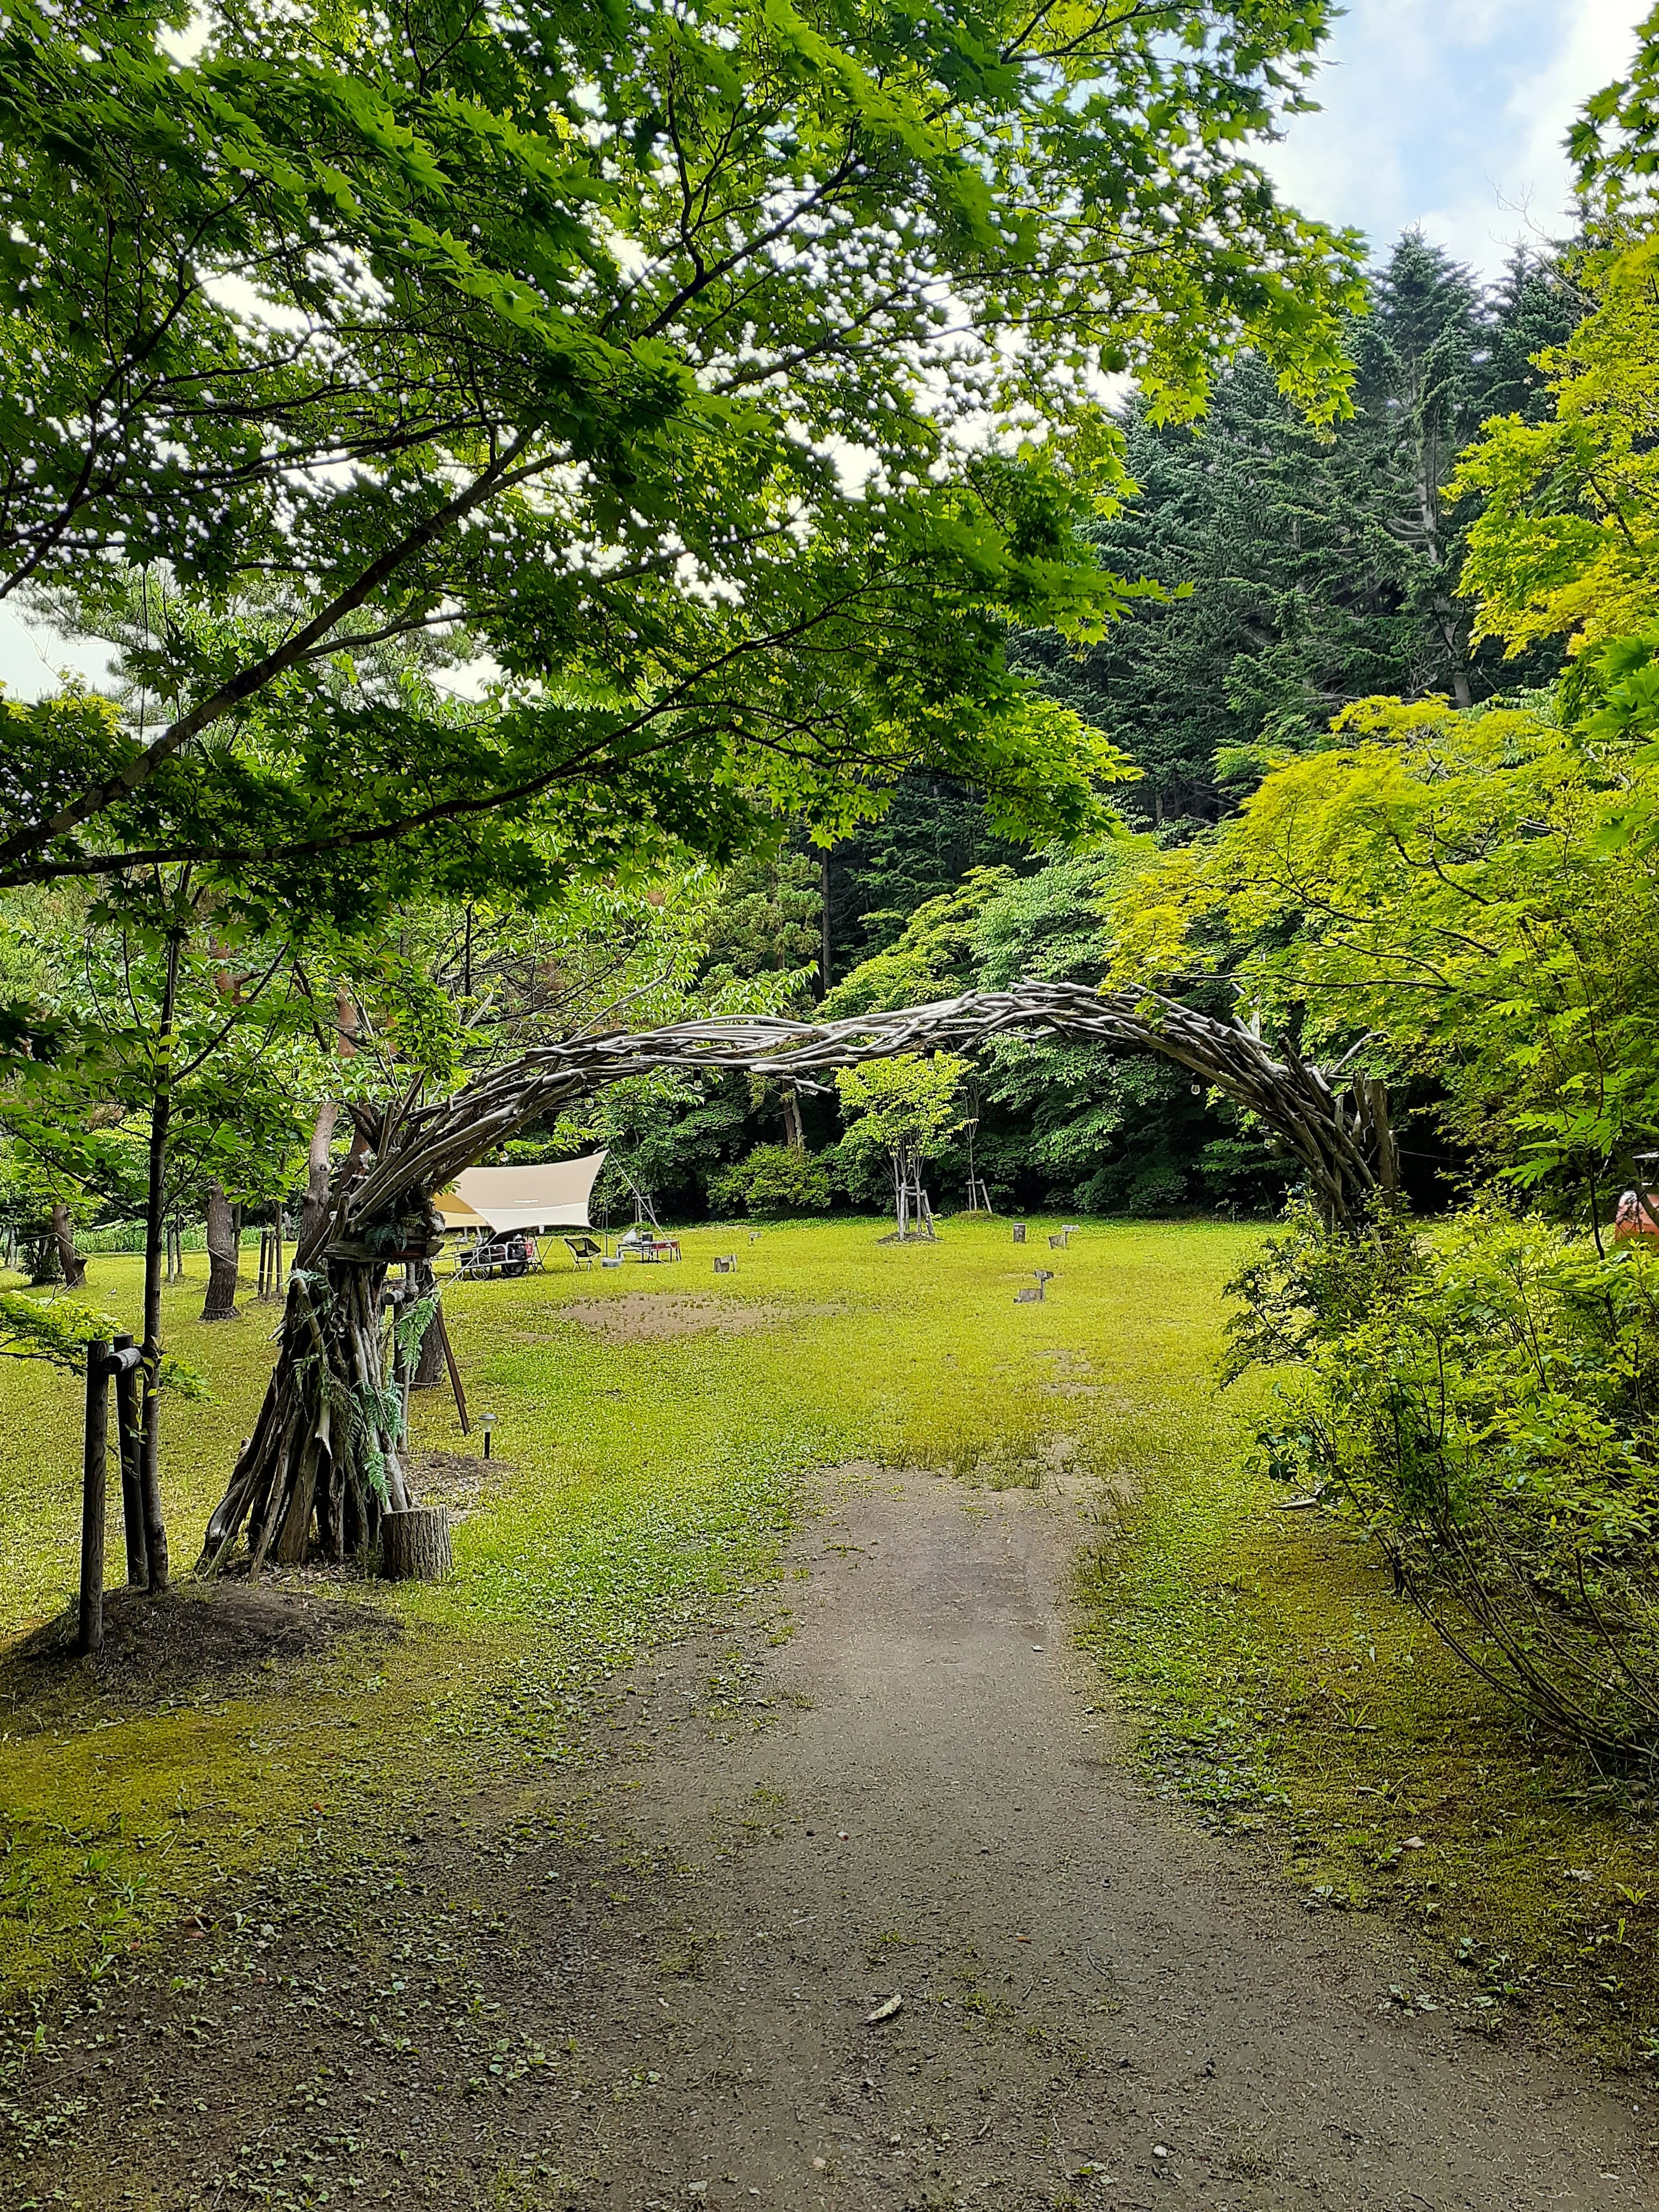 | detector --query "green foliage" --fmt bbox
[0,0,1358,904]
[835,1054,968,1160]
[1227,1202,1659,1759]
[708,1145,833,1219]
[1107,683,1659,1211]
[155,1351,210,1401]
[1456,228,1659,663]
[819,870,1014,1019]
[825,776,1031,972]
[699,850,822,999]
[813,839,1289,1216]
[0,1289,121,1368]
